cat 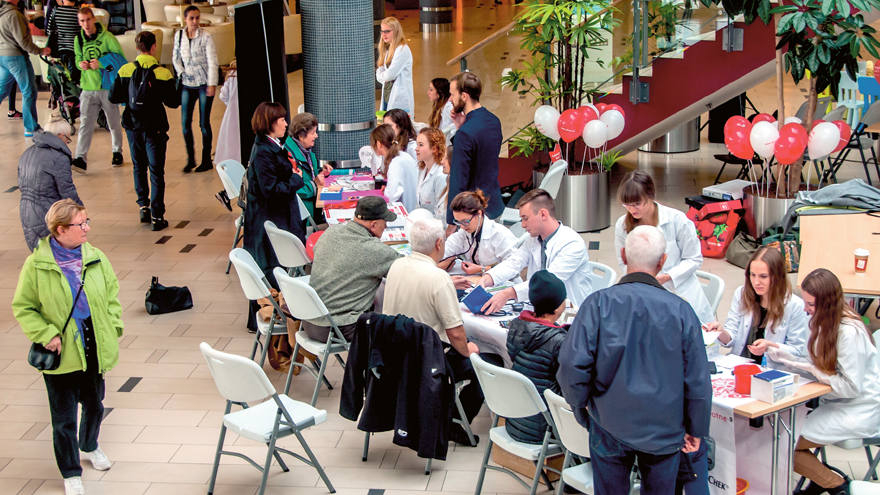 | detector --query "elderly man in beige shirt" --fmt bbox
[383,218,483,446]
